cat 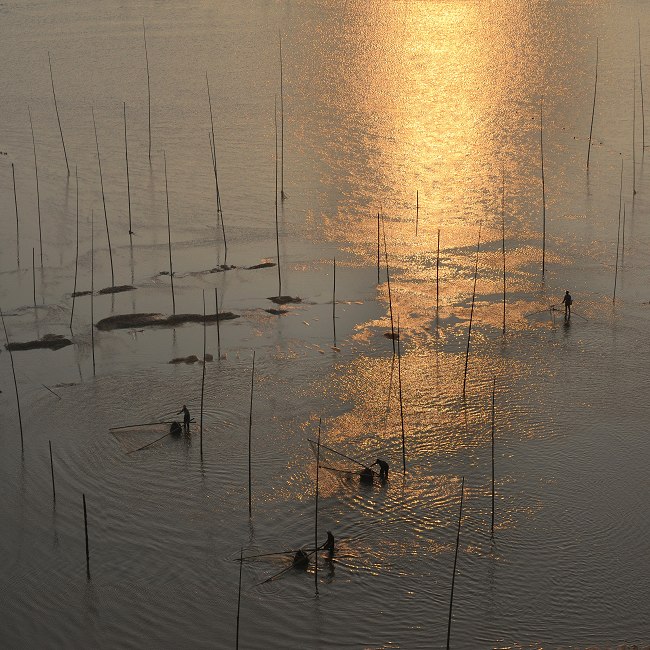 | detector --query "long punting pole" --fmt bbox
[90,211,96,375]
[462,225,481,397]
[314,418,321,594]
[377,211,381,284]
[279,31,286,201]
[28,106,43,267]
[215,287,221,358]
[491,378,496,536]
[143,19,151,163]
[92,107,115,287]
[70,166,79,329]
[332,258,336,346]
[200,291,206,461]
[12,163,19,267]
[236,546,243,649]
[633,63,637,195]
[381,215,396,354]
[48,52,69,175]
[640,22,646,151]
[614,160,623,303]
[587,38,599,170]
[248,351,255,518]
[274,96,282,297]
[124,102,133,235]
[32,248,36,306]
[83,493,91,579]
[436,228,441,312]
[49,440,56,504]
[415,190,419,236]
[0,307,24,451]
[397,316,406,474]
[502,174,506,335]
[446,477,465,650]
[163,151,176,314]
[540,99,546,277]
[206,73,227,260]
